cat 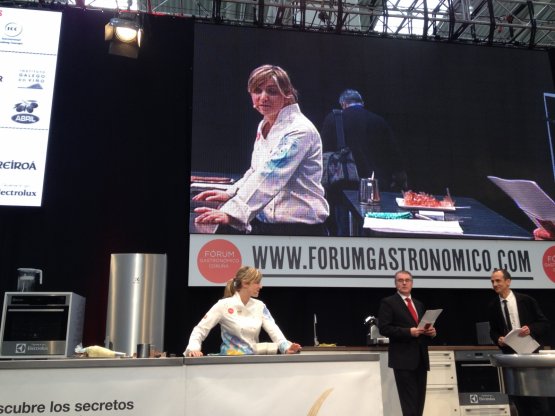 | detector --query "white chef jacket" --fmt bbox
[184,292,292,355]
[221,103,329,232]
